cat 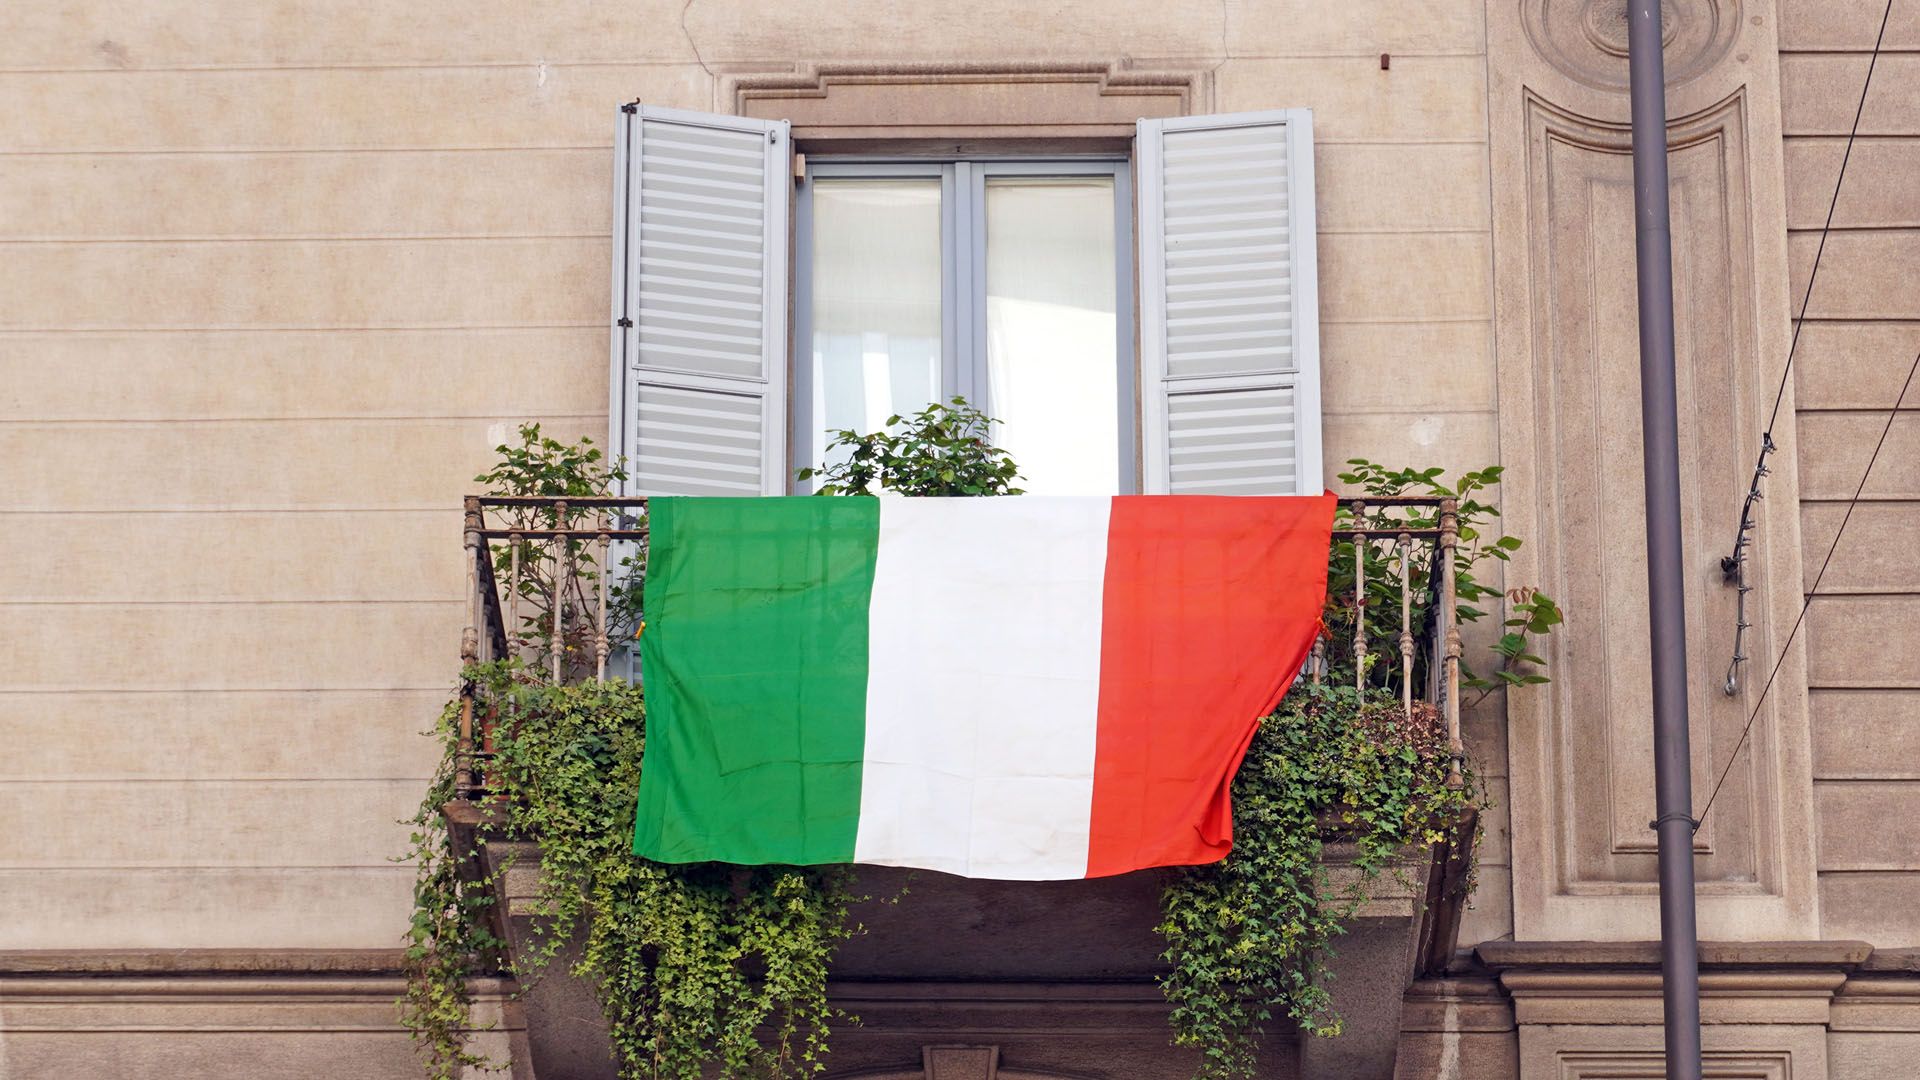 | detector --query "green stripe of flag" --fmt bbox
[633,496,879,865]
